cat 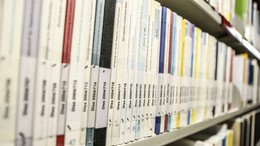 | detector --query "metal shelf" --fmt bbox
[156,0,260,62]
[125,104,260,146]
